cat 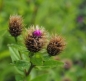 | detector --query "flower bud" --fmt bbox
[62,78,71,81]
[63,59,72,70]
[9,15,23,37]
[25,25,47,52]
[47,35,65,56]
